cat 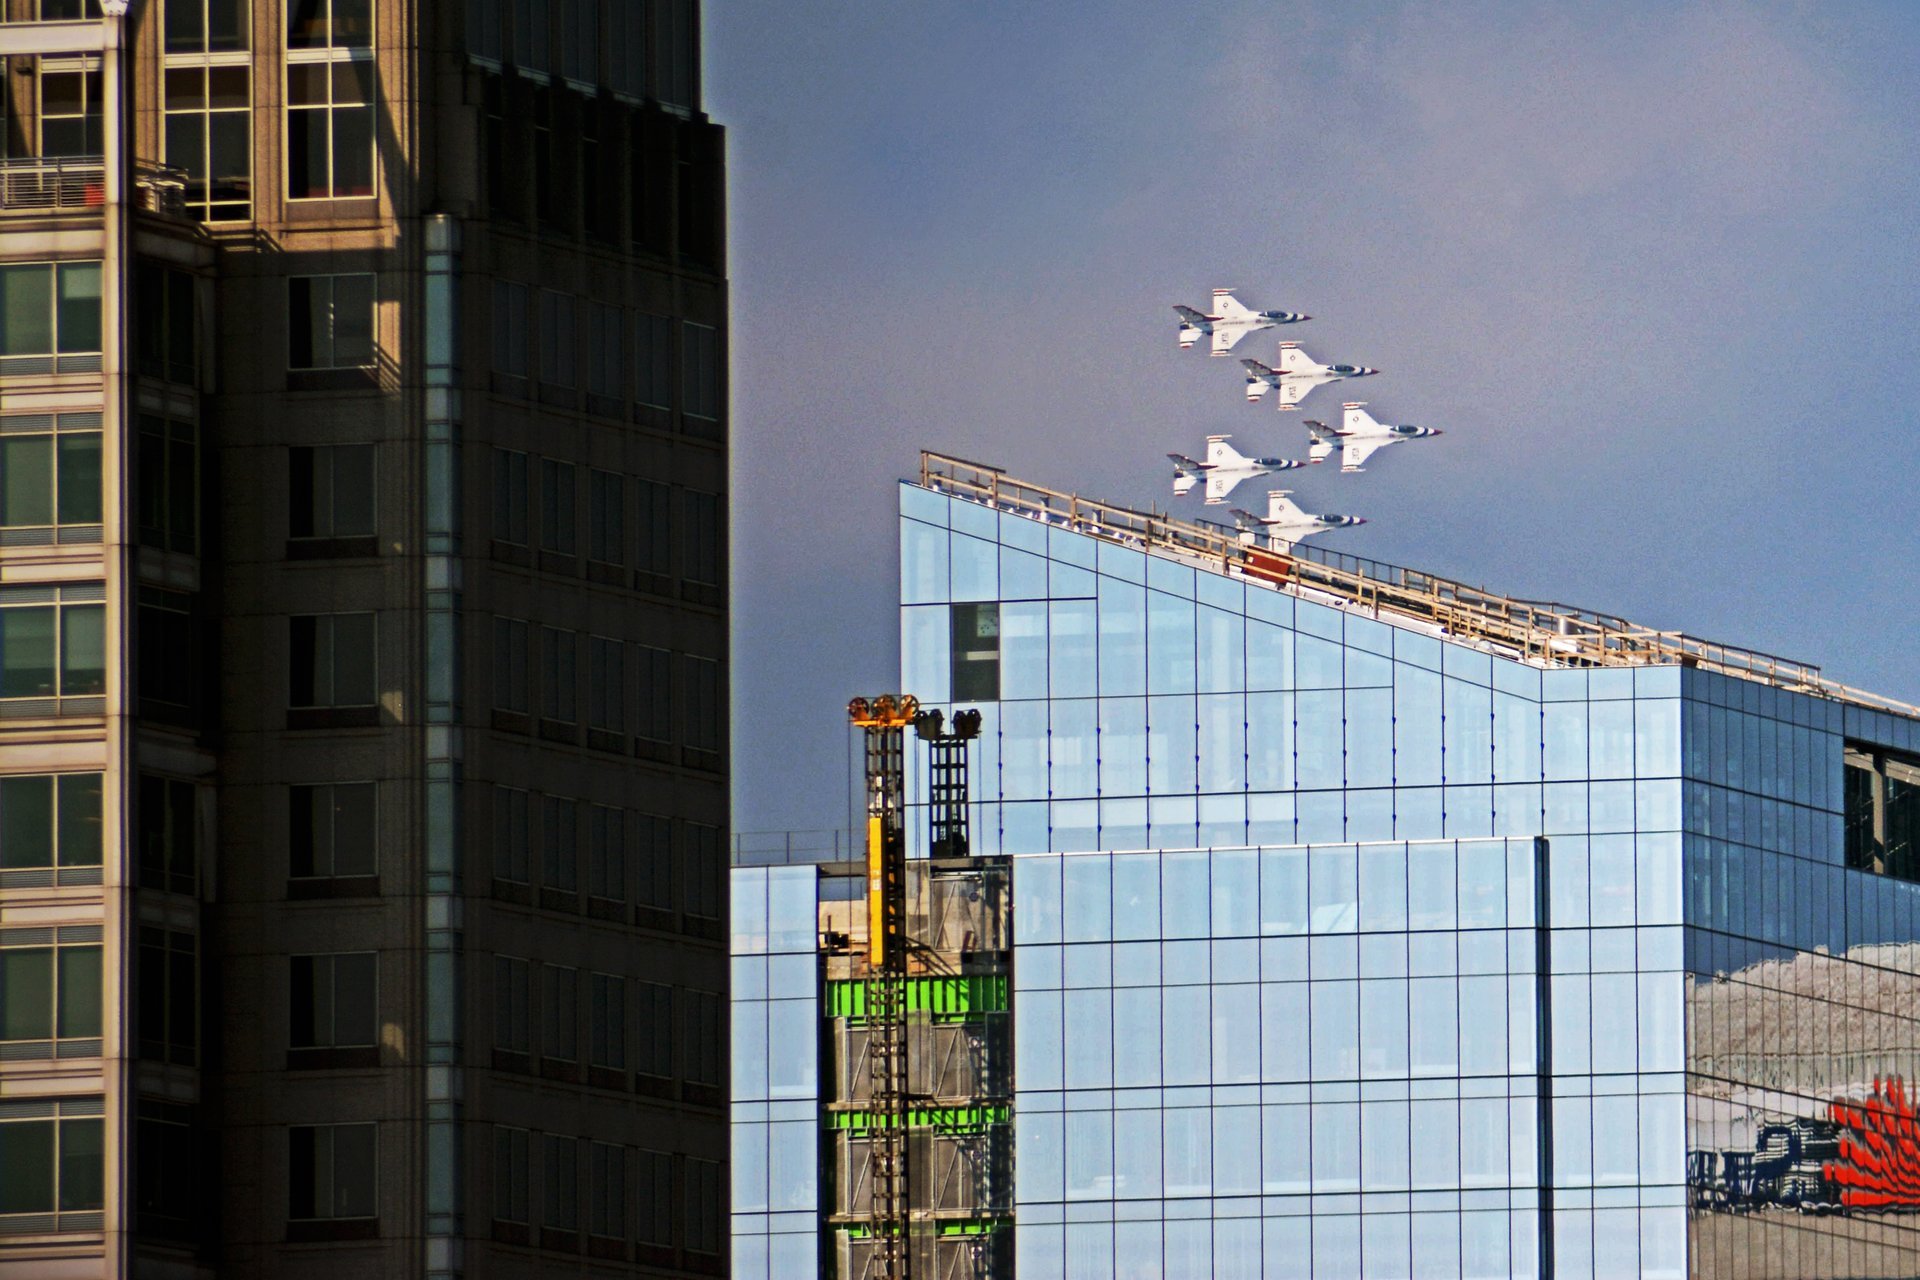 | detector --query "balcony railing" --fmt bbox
[0,155,187,217]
